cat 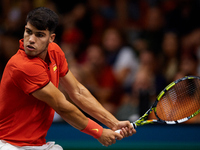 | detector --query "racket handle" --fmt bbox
[115,123,135,134]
